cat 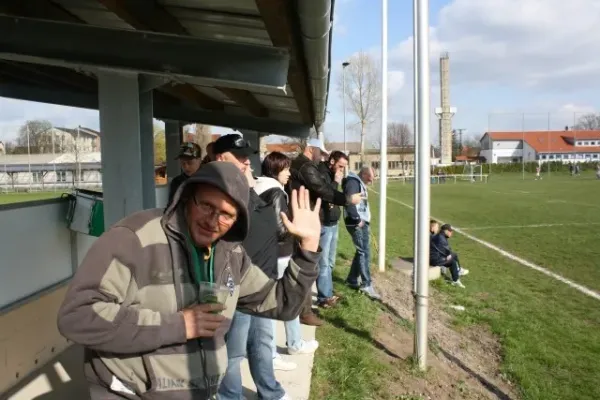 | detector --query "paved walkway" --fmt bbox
[5,321,316,400]
[241,320,316,400]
